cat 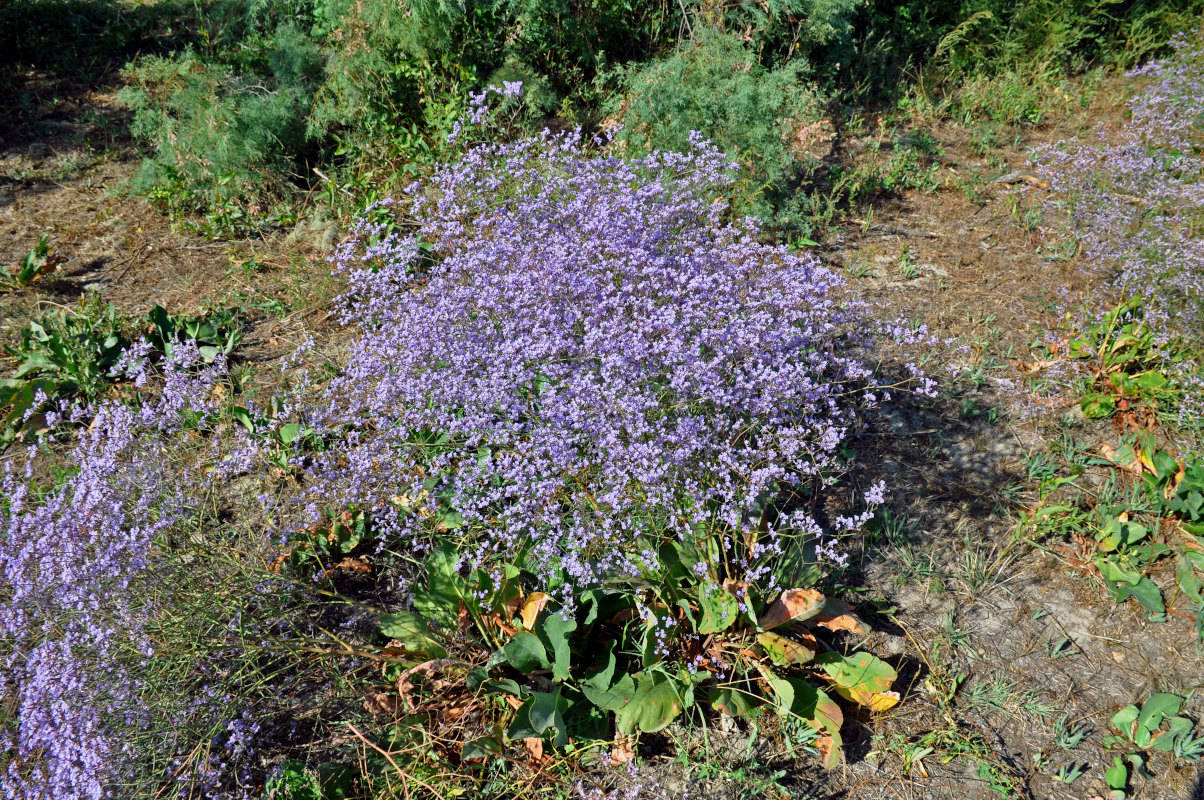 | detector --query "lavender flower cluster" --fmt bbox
[0,345,235,799]
[306,124,882,589]
[1037,28,1204,327]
